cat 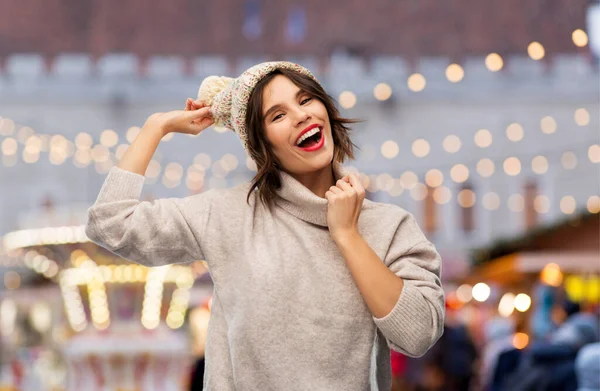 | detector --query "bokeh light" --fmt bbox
[474,129,492,148]
[411,139,430,158]
[527,42,545,60]
[407,73,426,92]
[472,283,491,302]
[485,53,504,72]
